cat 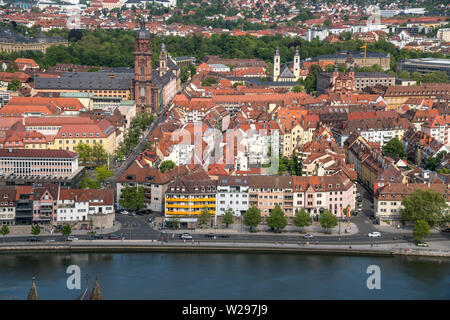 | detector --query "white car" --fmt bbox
[122,211,129,215]
[67,236,79,241]
[368,232,381,238]
[303,234,314,239]
[180,233,193,240]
